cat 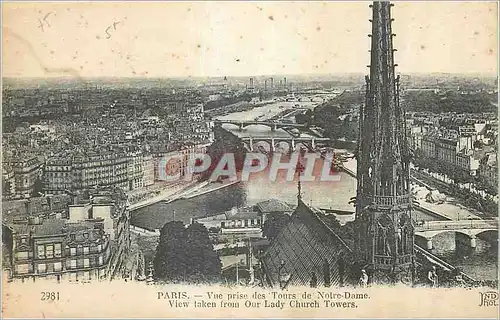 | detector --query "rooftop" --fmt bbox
[33,219,67,237]
[255,199,293,213]
[260,200,353,288]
